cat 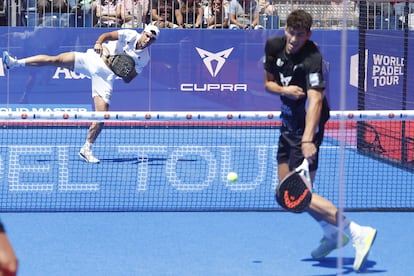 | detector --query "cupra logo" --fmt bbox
[195,47,234,77]
[180,46,246,92]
